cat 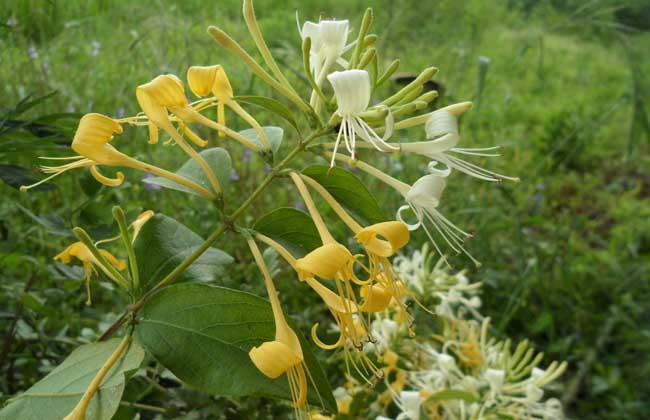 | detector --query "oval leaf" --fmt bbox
[142,147,231,196]
[234,95,300,132]
[253,207,321,257]
[302,165,386,225]
[133,214,233,292]
[239,126,283,155]
[0,339,144,420]
[136,283,336,413]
